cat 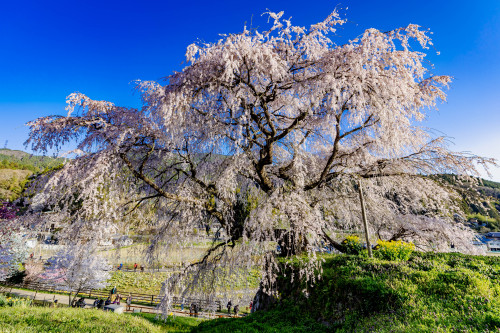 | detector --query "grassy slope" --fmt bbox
[0,306,201,332]
[107,269,260,295]
[194,252,500,332]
